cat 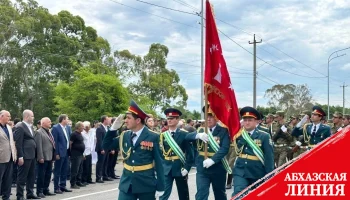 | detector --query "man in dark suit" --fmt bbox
[0,110,17,200]
[103,100,165,199]
[52,114,72,194]
[14,110,40,200]
[160,108,193,200]
[34,117,56,198]
[95,115,112,183]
